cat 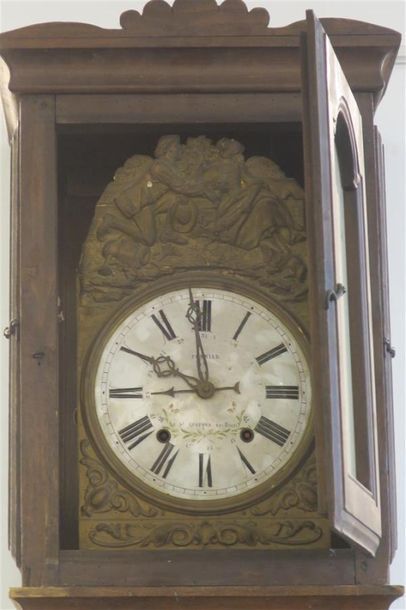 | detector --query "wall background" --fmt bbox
[0,1,404,609]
